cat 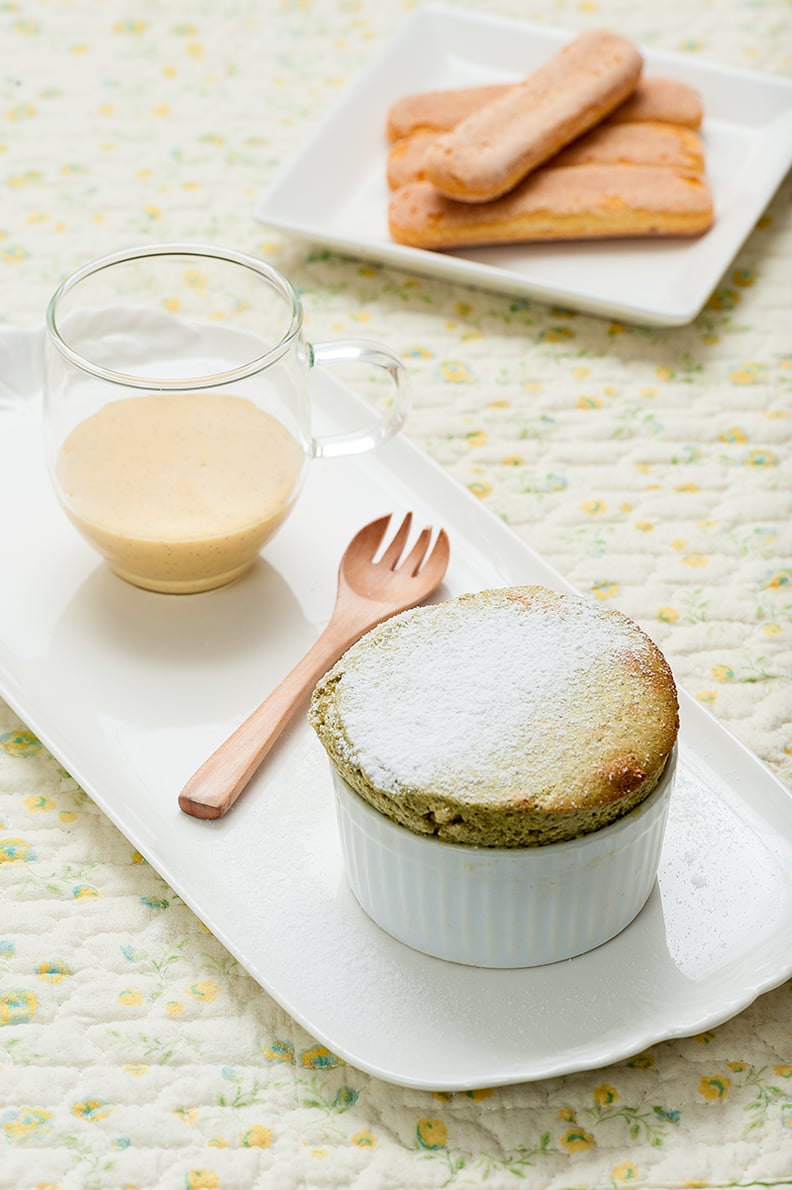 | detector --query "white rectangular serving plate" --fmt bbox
[2,328,791,1090]
[255,3,792,327]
